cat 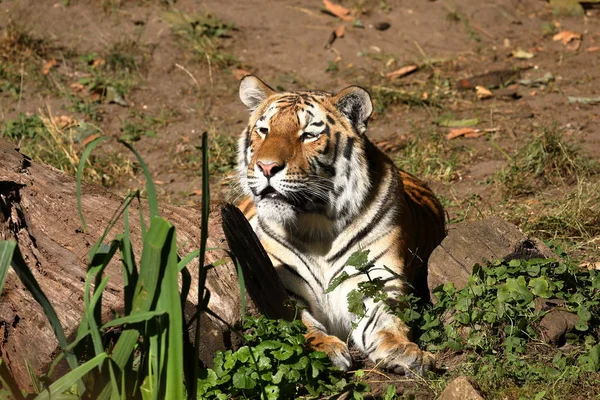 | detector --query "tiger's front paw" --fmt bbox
[305,331,352,371]
[375,342,435,375]
[370,331,435,375]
